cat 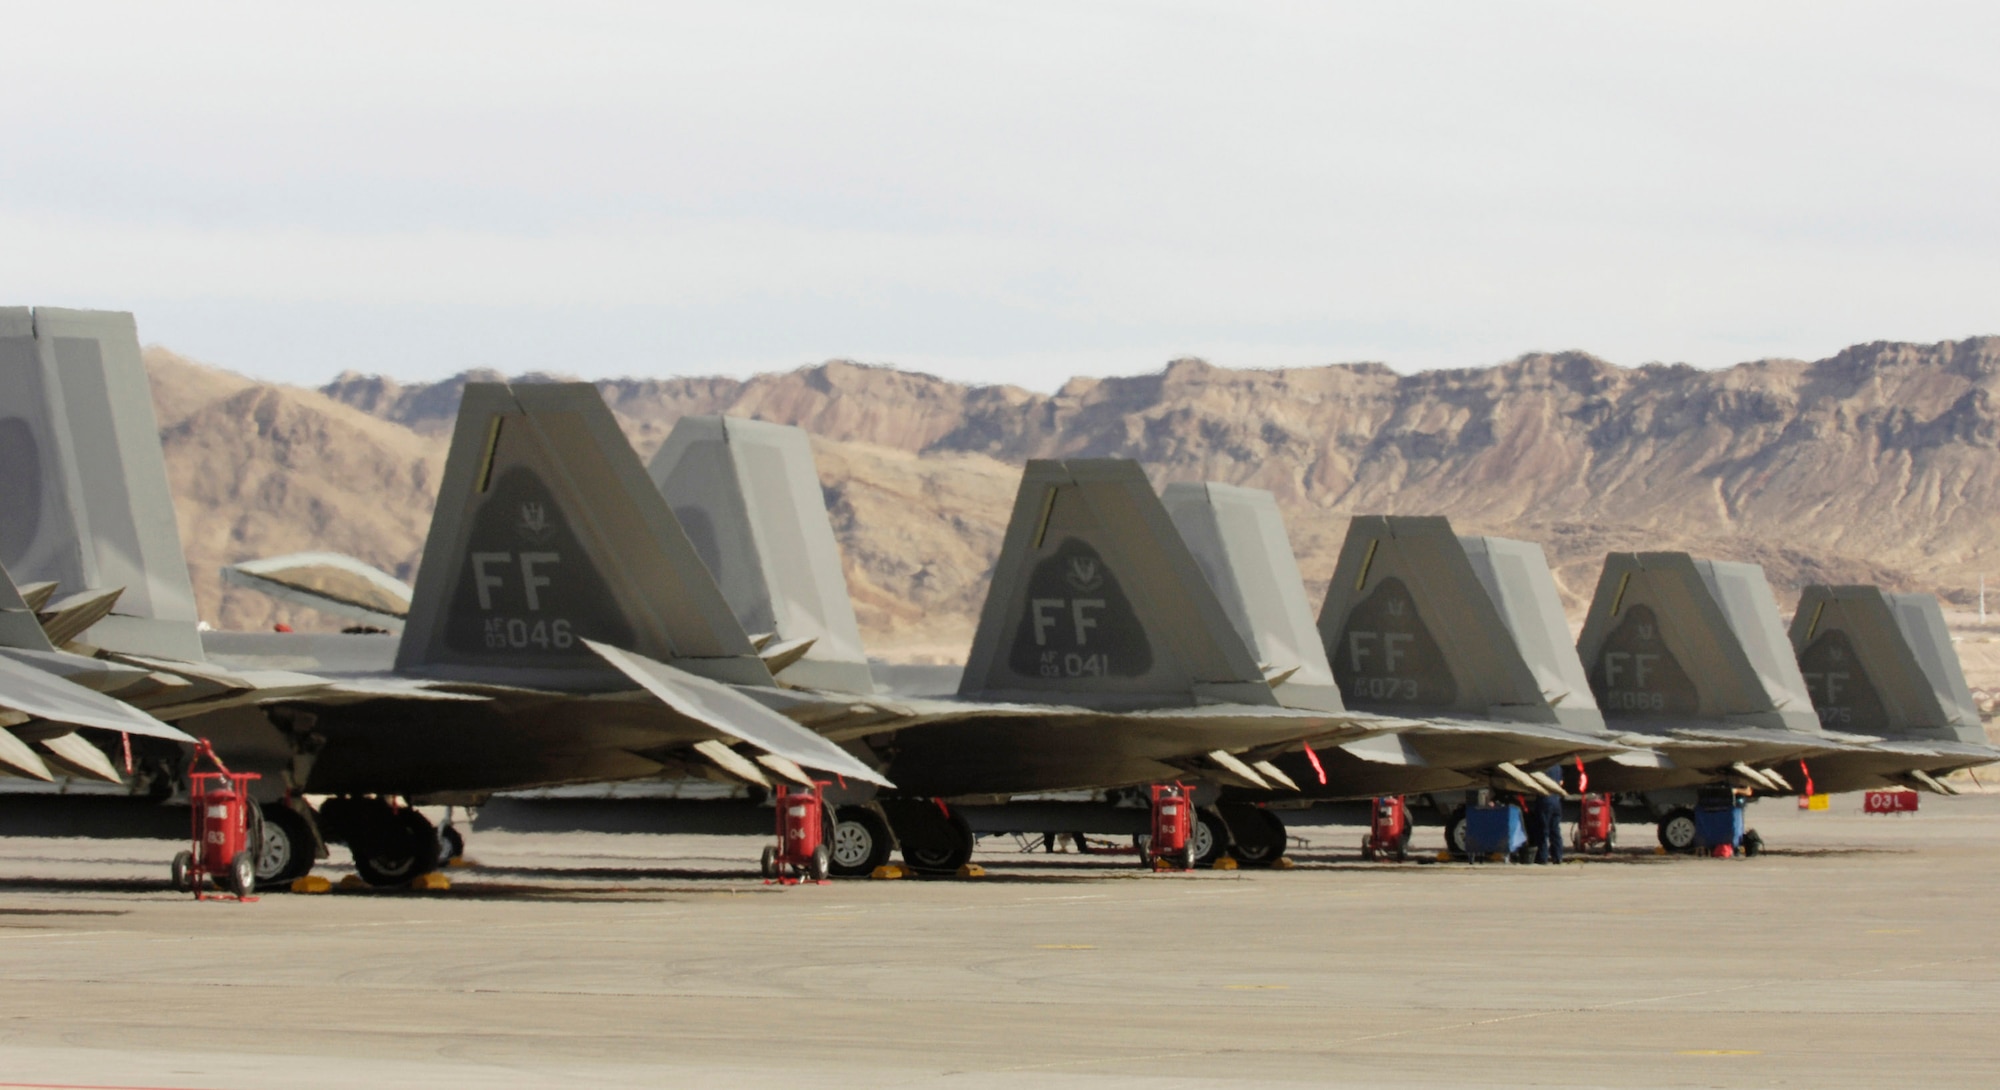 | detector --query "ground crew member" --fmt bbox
[1535,764,1565,865]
